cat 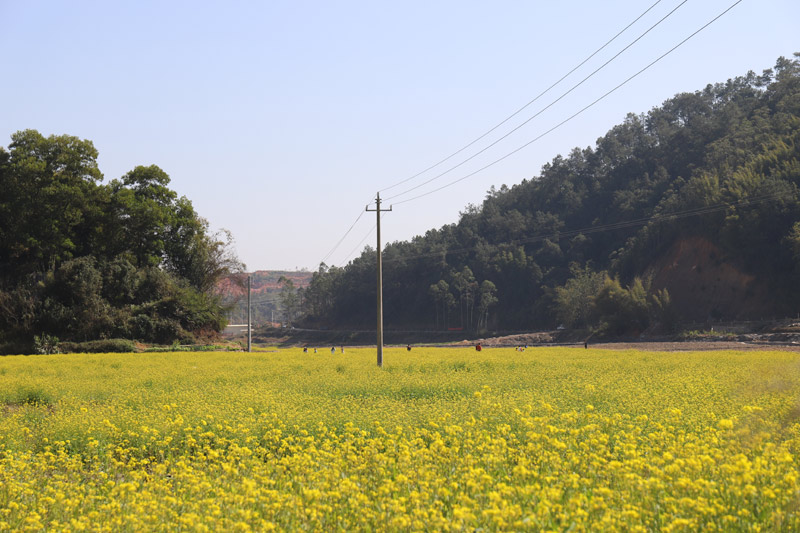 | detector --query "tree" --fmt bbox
[476,280,498,332]
[290,54,800,331]
[278,276,300,326]
[302,263,342,321]
[109,165,177,267]
[594,276,650,335]
[650,287,676,332]
[0,130,103,276]
[39,257,110,341]
[452,267,478,331]
[429,279,455,330]
[553,264,606,329]
[0,130,245,348]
